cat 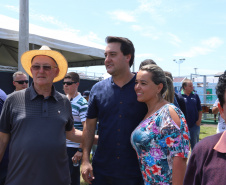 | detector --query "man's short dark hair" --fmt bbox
[64,72,80,83]
[216,71,226,107]
[105,36,135,67]
[139,59,157,69]
[182,79,192,90]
